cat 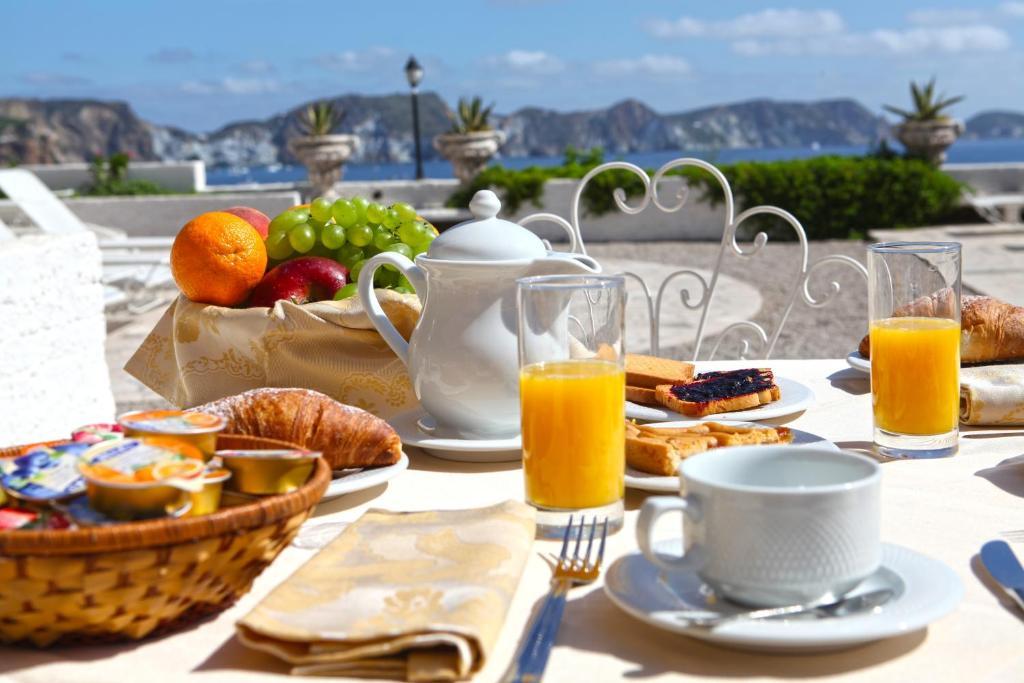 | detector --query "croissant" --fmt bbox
[191,388,402,469]
[859,295,1024,363]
